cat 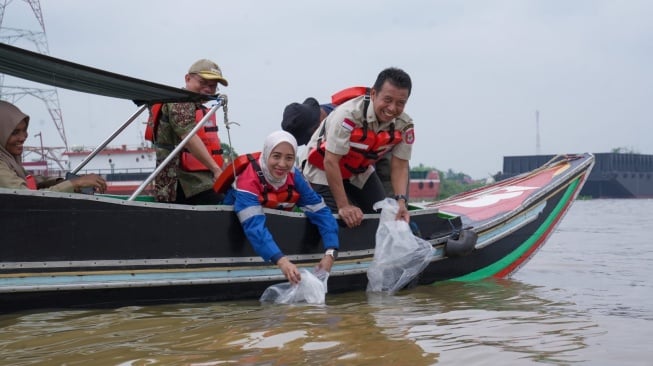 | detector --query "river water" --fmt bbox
[1,199,651,365]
